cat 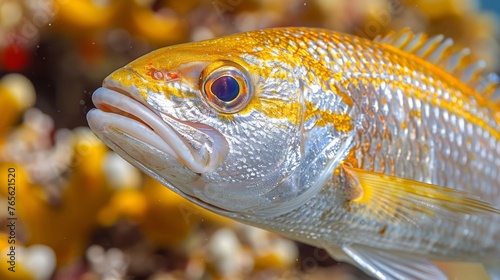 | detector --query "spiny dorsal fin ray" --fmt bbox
[374,28,499,102]
[475,72,499,98]
[404,32,426,53]
[444,48,470,72]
